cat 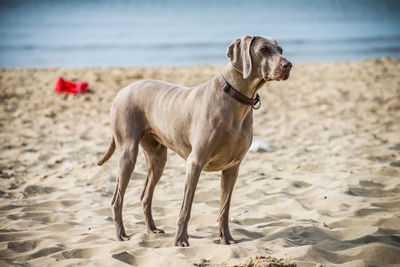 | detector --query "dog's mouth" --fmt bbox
[278,70,291,81]
[264,70,291,82]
